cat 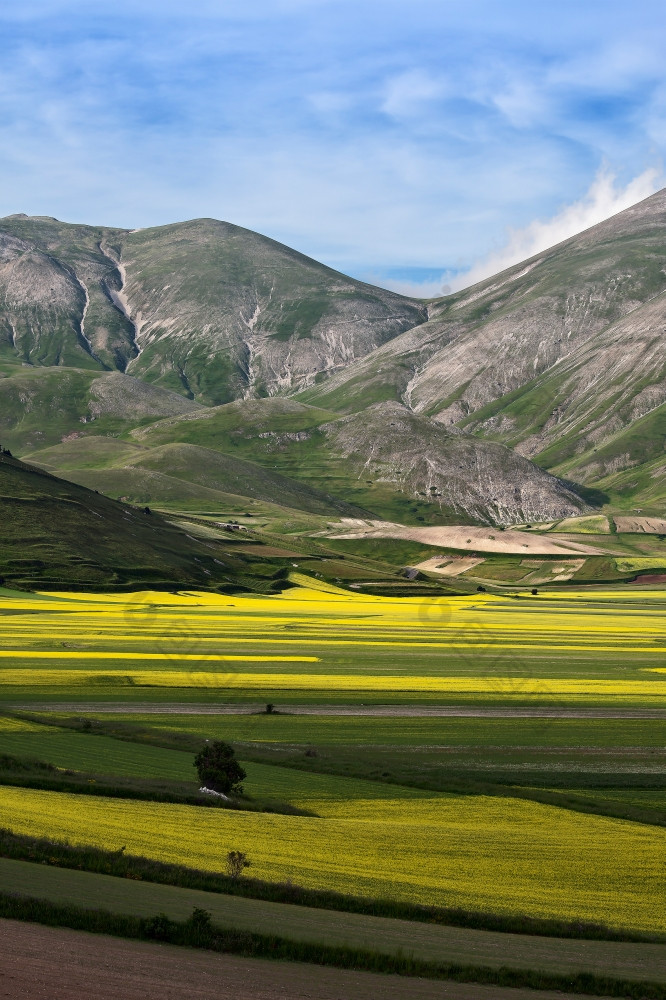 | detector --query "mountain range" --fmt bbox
[1,190,665,555]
